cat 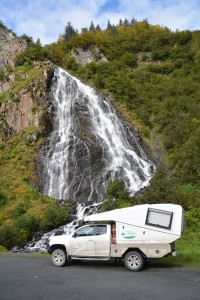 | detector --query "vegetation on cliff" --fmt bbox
[0,117,72,249]
[0,61,72,249]
[0,19,200,257]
